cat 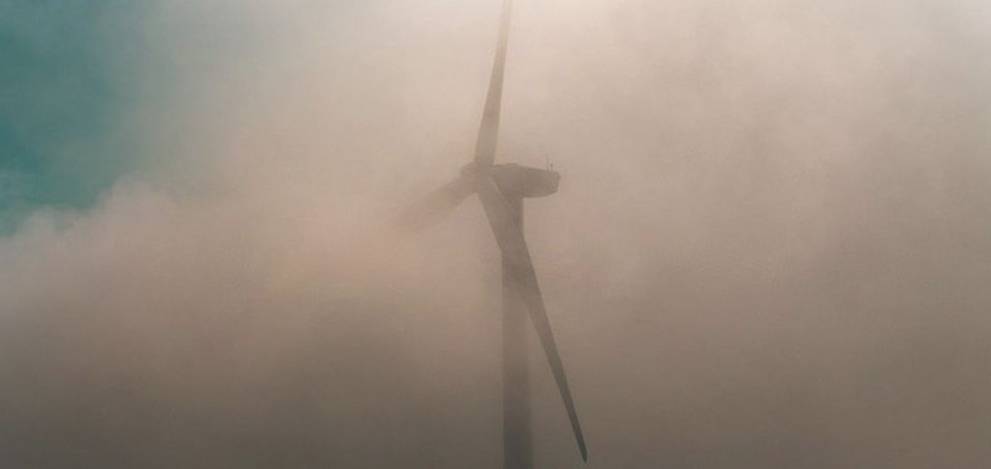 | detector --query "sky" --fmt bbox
[1,1,141,232]
[2,1,991,468]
